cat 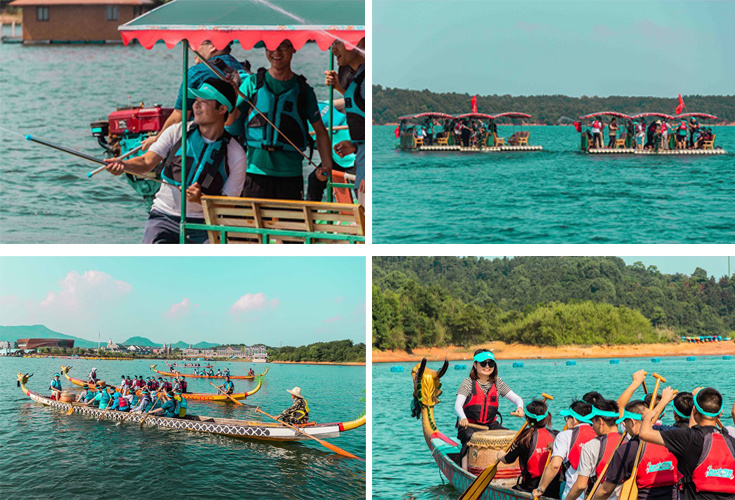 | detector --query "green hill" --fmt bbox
[122,336,160,347]
[0,325,98,348]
